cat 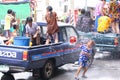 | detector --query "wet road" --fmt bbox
[0,52,120,80]
[50,53,120,80]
